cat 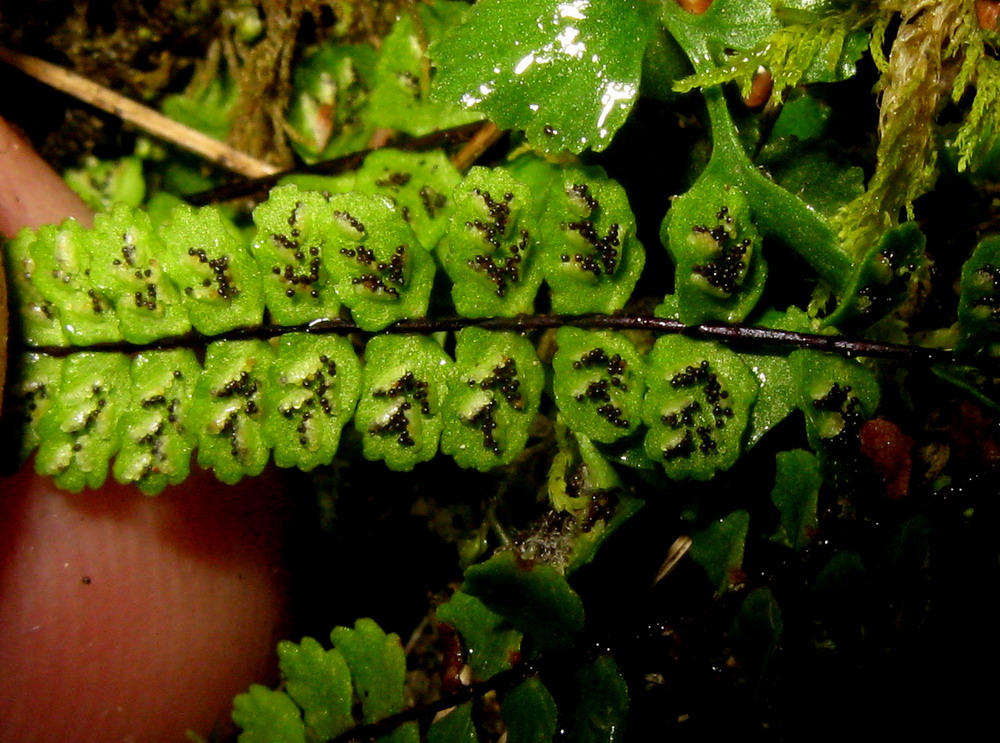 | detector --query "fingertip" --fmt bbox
[0,467,292,743]
[0,115,93,236]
